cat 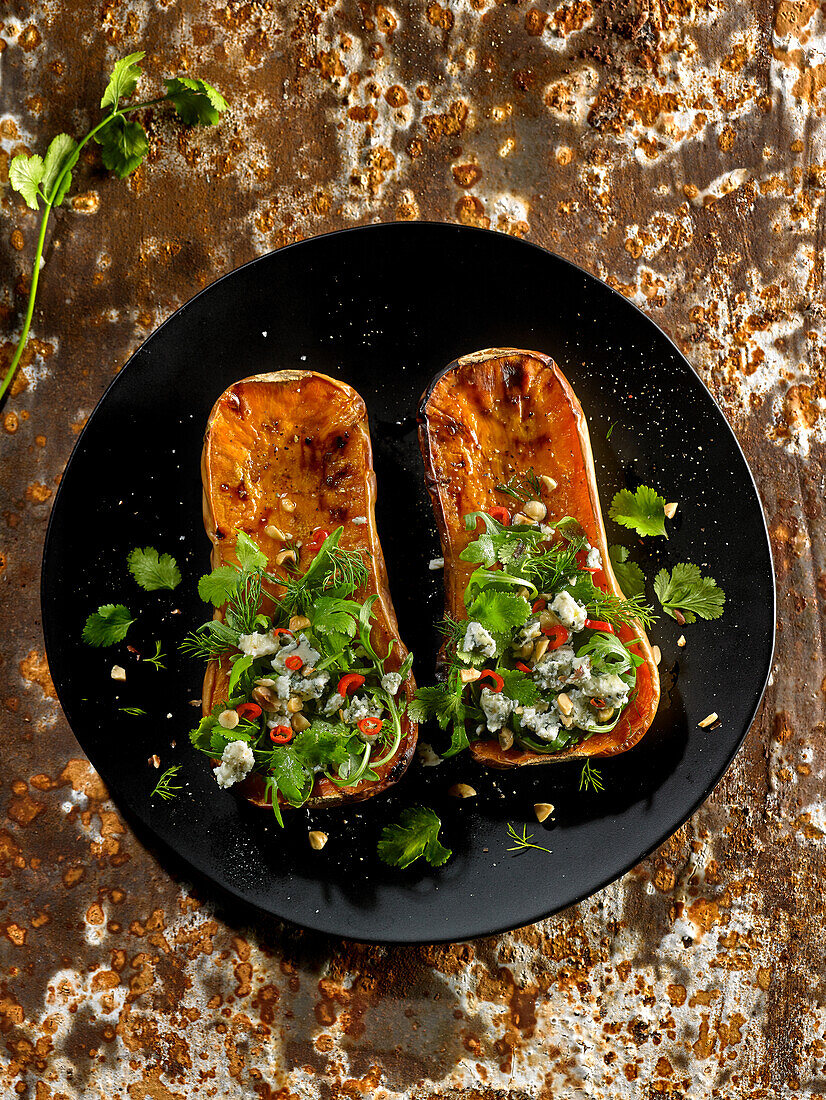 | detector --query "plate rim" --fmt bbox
[40,221,777,944]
